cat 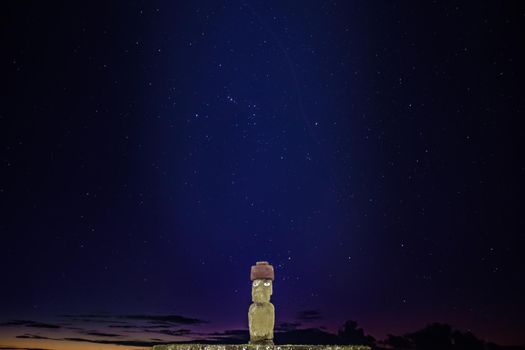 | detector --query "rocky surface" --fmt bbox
[152,344,371,350]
